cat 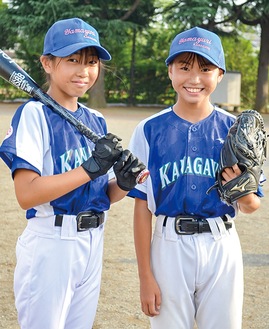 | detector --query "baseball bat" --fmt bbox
[0,49,149,184]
